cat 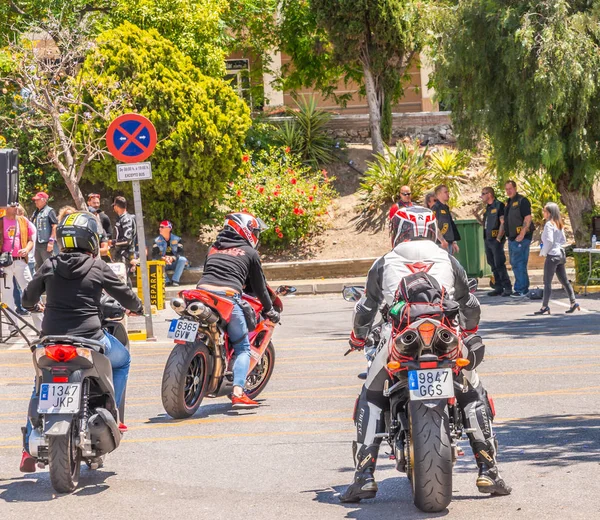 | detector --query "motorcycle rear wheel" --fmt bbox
[408,401,453,513]
[245,342,275,400]
[48,422,81,493]
[161,342,212,419]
